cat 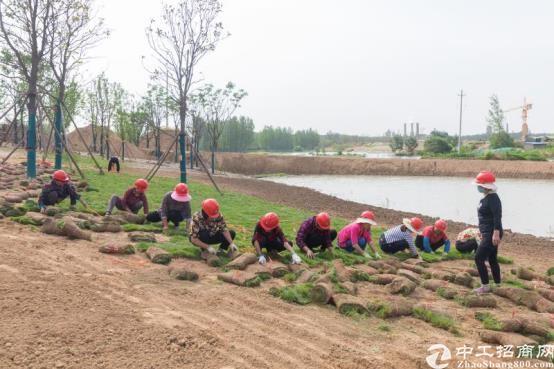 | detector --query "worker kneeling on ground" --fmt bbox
[105,178,149,216]
[455,227,481,254]
[39,170,79,213]
[146,183,192,234]
[296,212,337,259]
[379,217,423,259]
[190,198,238,258]
[253,212,301,265]
[337,211,381,259]
[415,219,451,254]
